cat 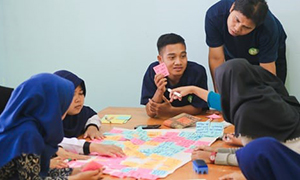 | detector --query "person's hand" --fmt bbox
[222,134,243,147]
[148,96,173,118]
[154,74,167,92]
[90,143,125,157]
[84,126,105,140]
[219,172,246,180]
[50,157,69,169]
[69,169,103,180]
[191,145,218,164]
[169,86,193,102]
[56,147,90,160]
